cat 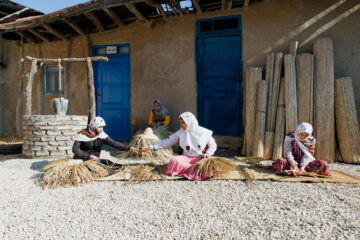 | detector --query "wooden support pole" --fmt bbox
[16,58,24,136]
[289,41,298,56]
[313,38,335,162]
[296,53,313,125]
[61,17,85,35]
[253,80,268,158]
[103,8,125,26]
[222,0,233,10]
[243,67,262,156]
[24,56,108,63]
[284,54,298,133]
[191,0,202,13]
[86,57,96,123]
[24,59,38,116]
[144,0,167,17]
[43,24,68,41]
[334,77,360,163]
[84,11,105,32]
[58,59,62,93]
[126,3,148,22]
[28,28,50,42]
[272,78,286,160]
